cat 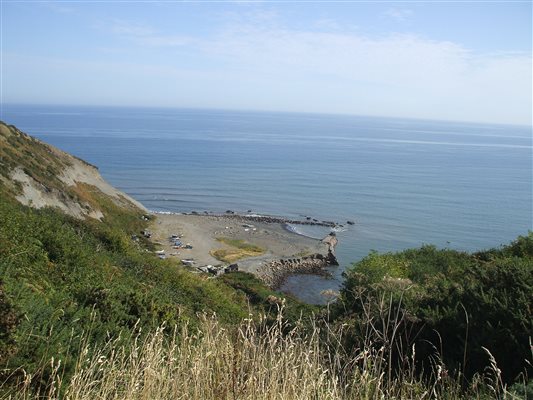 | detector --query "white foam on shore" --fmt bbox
[331,226,348,233]
[150,210,183,215]
[152,210,274,218]
[283,223,323,240]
